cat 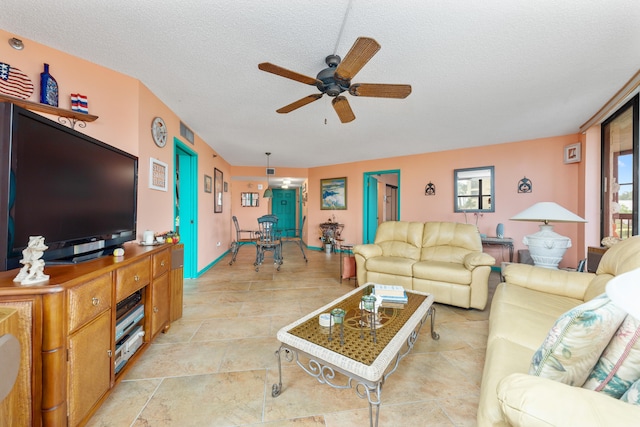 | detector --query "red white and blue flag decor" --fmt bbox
[0,62,34,100]
[71,93,89,114]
